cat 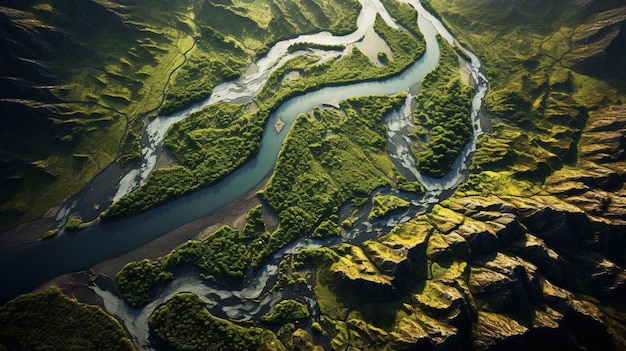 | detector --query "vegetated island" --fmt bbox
[113,0,626,350]
[0,0,362,231]
[100,15,426,219]
[2,0,626,350]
